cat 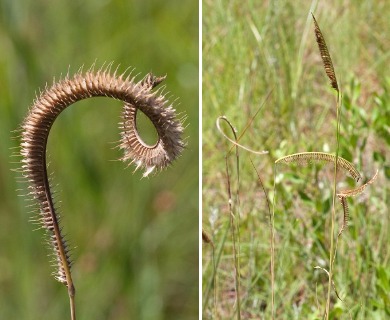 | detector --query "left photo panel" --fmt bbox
[0,1,199,319]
